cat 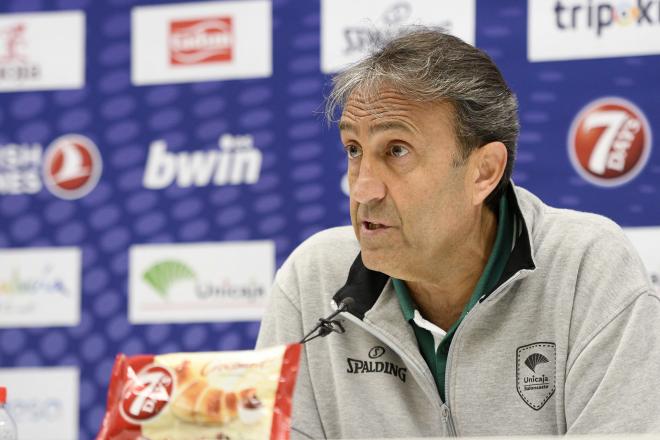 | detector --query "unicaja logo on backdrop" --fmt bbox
[554,0,660,35]
[142,260,266,302]
[130,241,273,324]
[169,17,233,65]
[568,97,651,187]
[143,134,262,189]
